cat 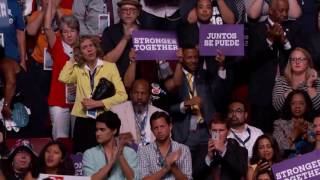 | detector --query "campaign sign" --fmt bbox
[0,0,9,28]
[199,24,244,56]
[132,30,179,60]
[71,154,84,176]
[272,150,320,180]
